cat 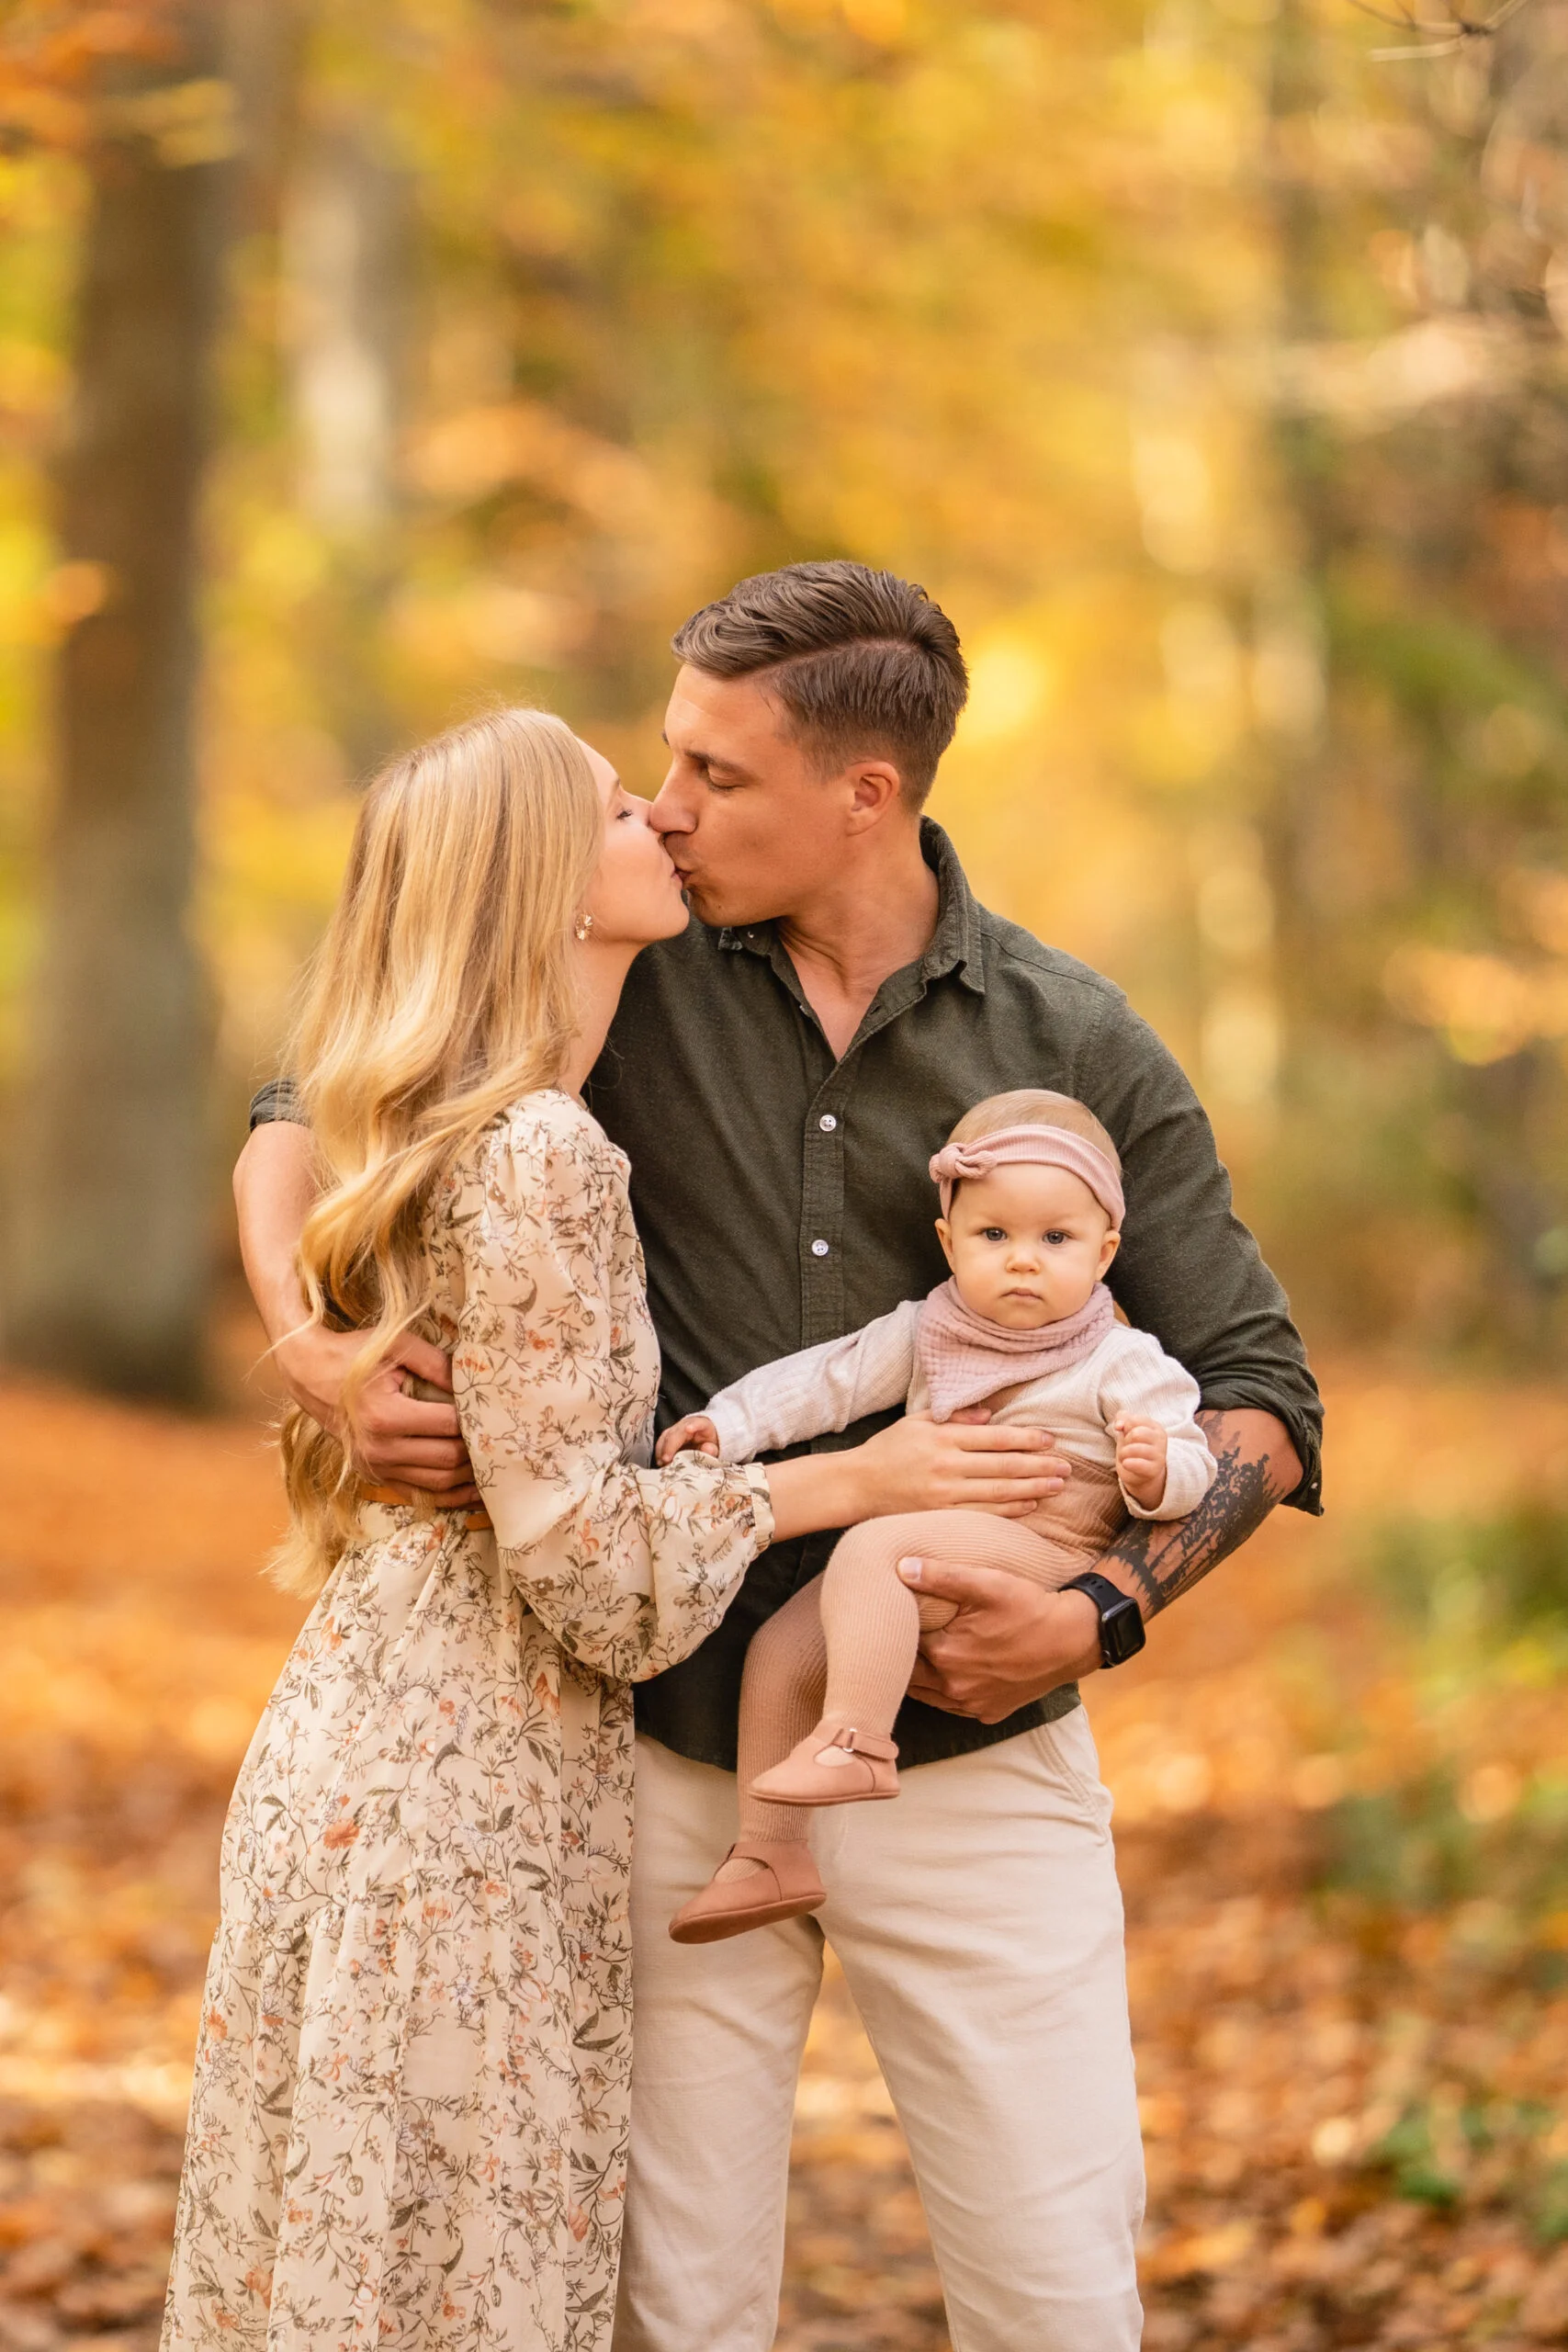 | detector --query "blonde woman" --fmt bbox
[161,711,901,2352]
